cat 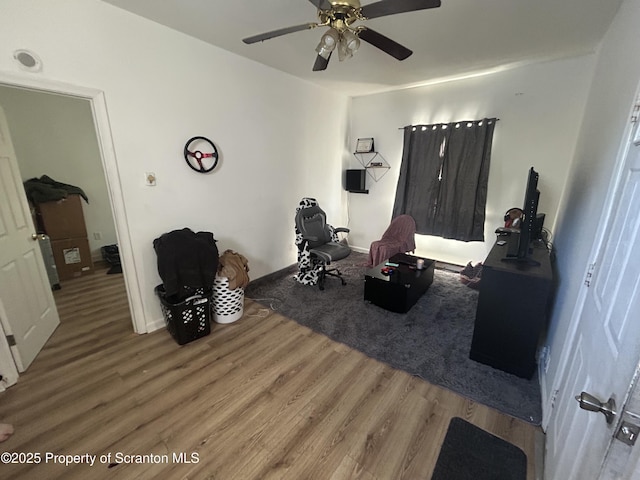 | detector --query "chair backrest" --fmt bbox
[295,201,333,249]
[383,214,416,242]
